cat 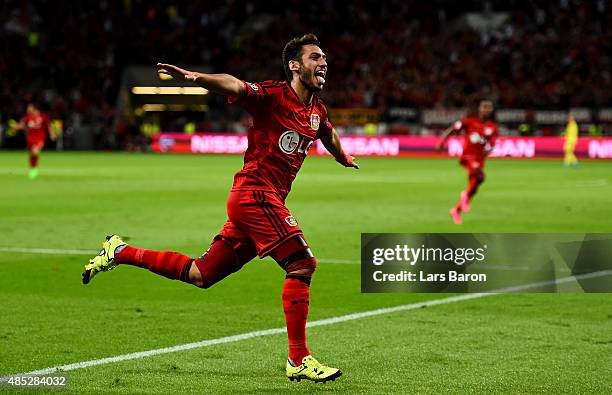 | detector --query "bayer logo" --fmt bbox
[278,130,300,154]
